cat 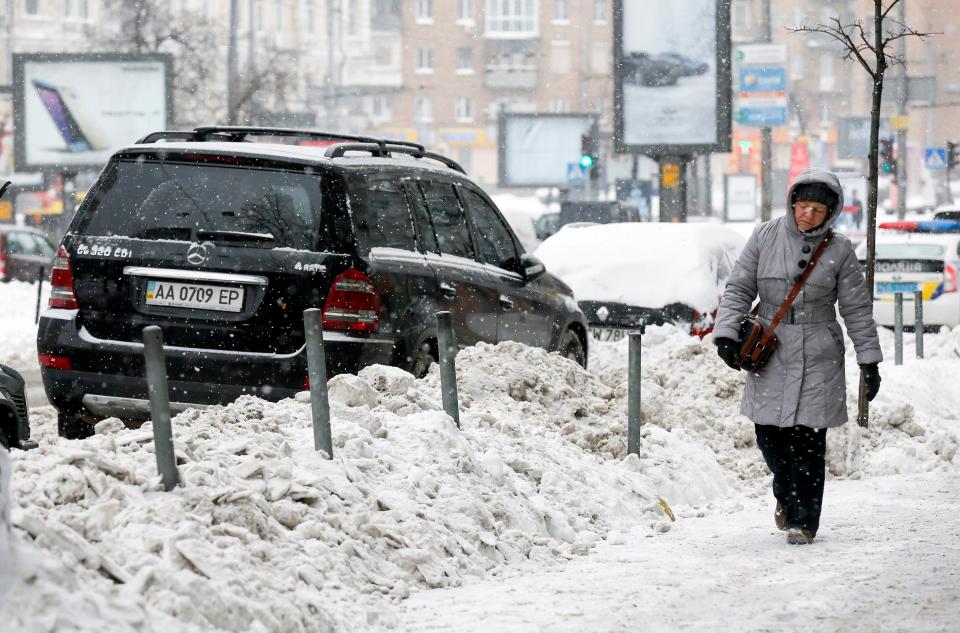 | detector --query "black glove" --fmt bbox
[715,337,740,371]
[860,363,881,402]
